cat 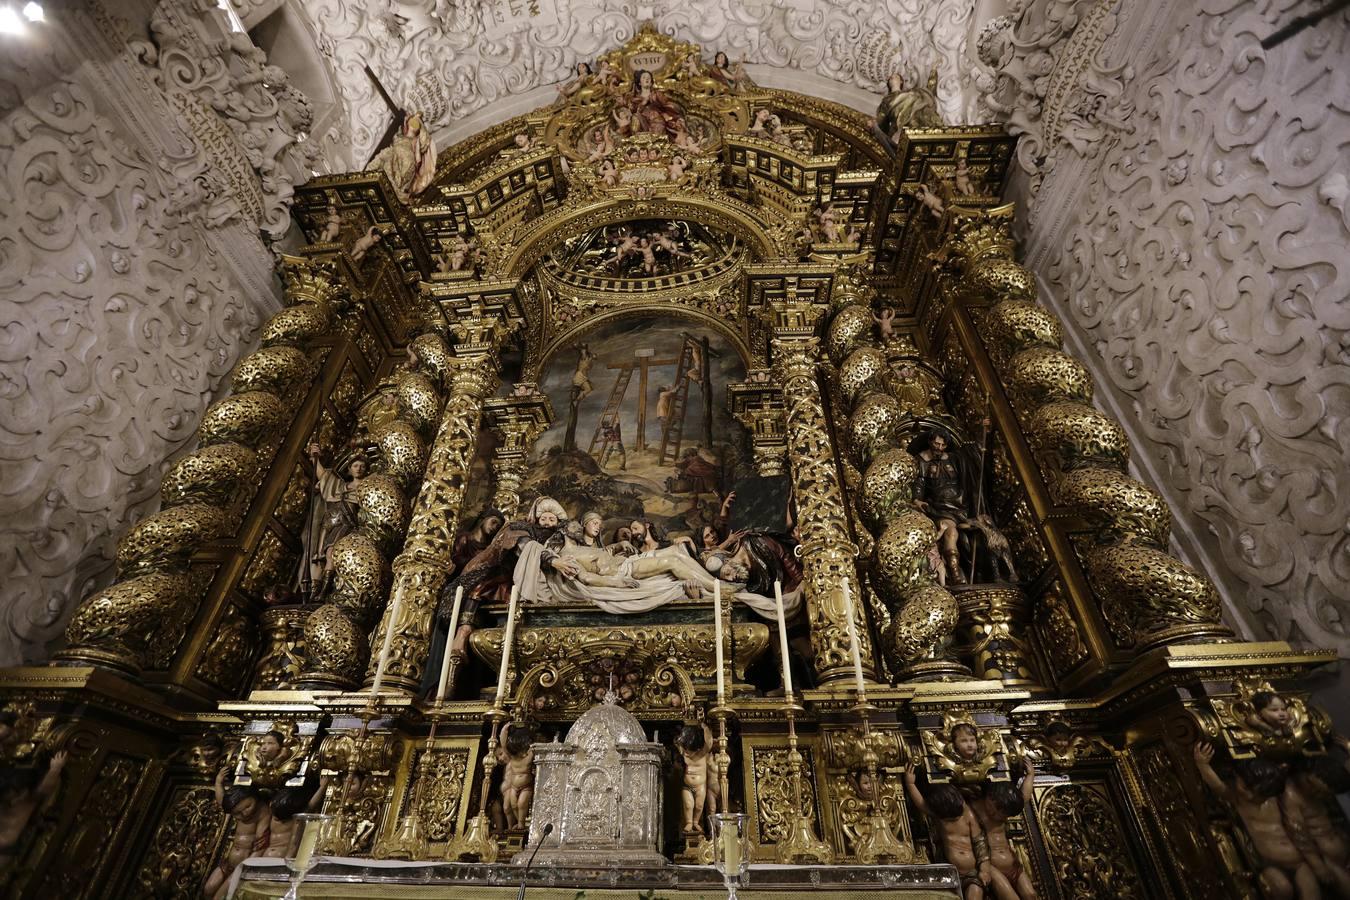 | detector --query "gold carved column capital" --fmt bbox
[729,377,787,477]
[482,388,554,517]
